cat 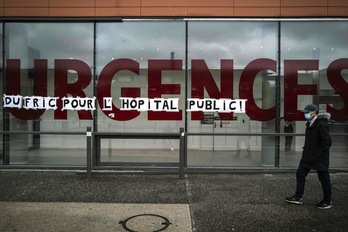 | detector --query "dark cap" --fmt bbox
[301,104,318,113]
